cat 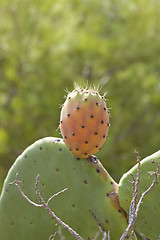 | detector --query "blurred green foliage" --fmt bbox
[0,0,160,192]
